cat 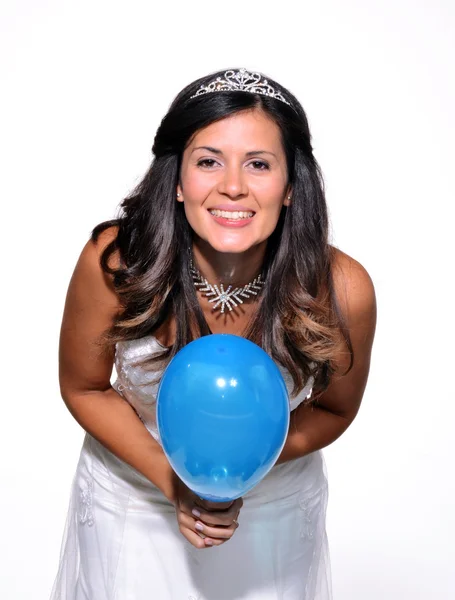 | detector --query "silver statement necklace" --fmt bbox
[190,261,265,314]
